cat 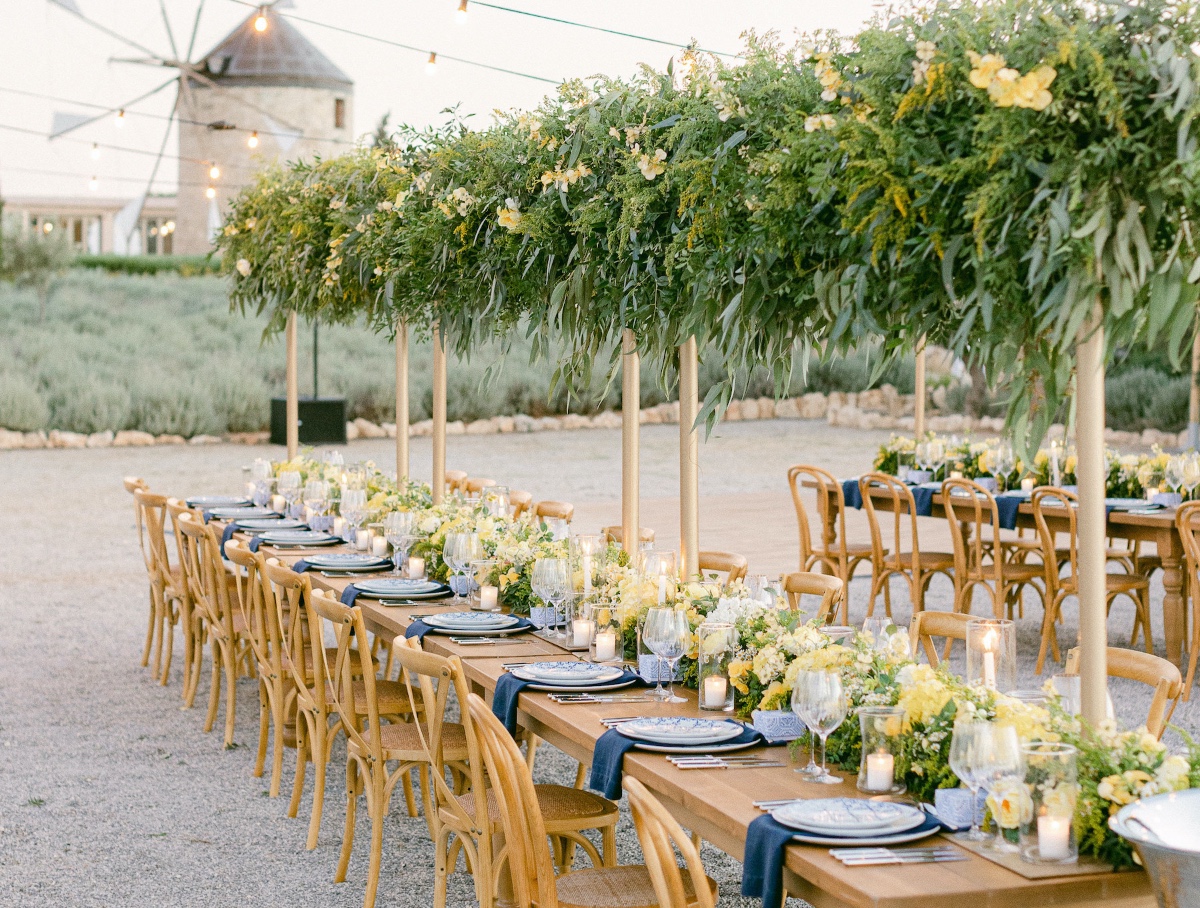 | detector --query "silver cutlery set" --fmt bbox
[830,846,966,867]
[667,755,785,770]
